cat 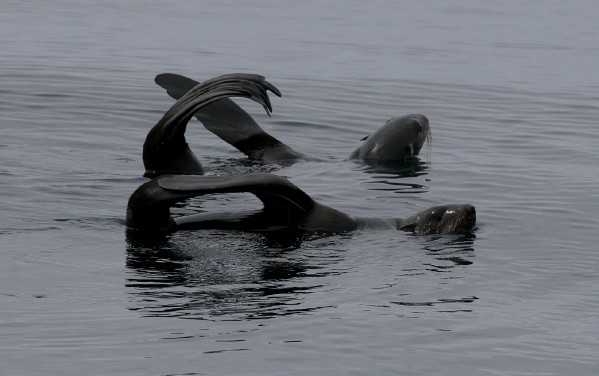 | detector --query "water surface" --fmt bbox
[2,1,599,375]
